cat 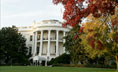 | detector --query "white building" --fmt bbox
[18,20,71,66]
